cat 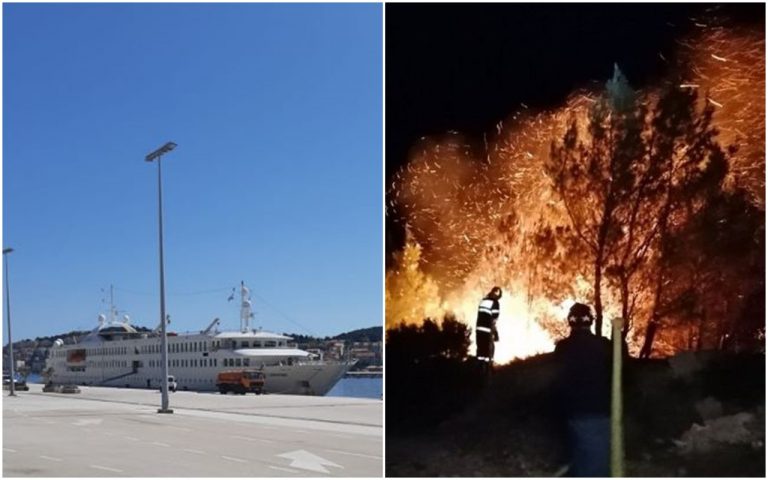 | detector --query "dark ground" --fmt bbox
[386,352,765,477]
